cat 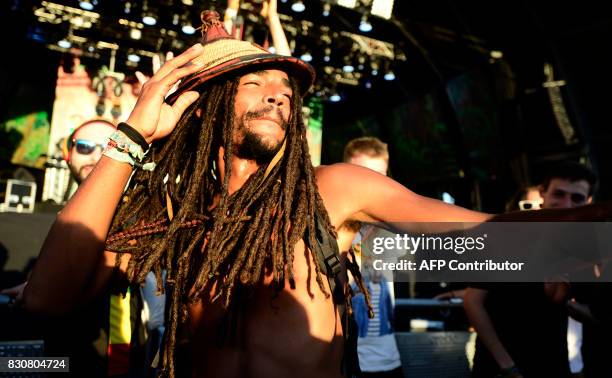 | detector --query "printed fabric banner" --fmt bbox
[1,112,50,169]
